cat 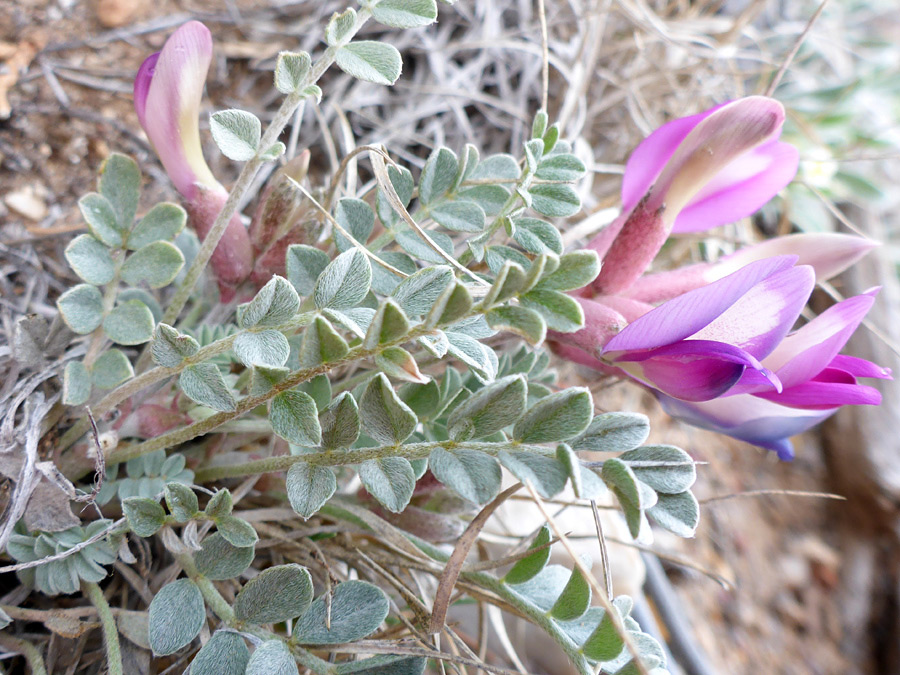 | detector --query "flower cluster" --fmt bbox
[552,97,890,459]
